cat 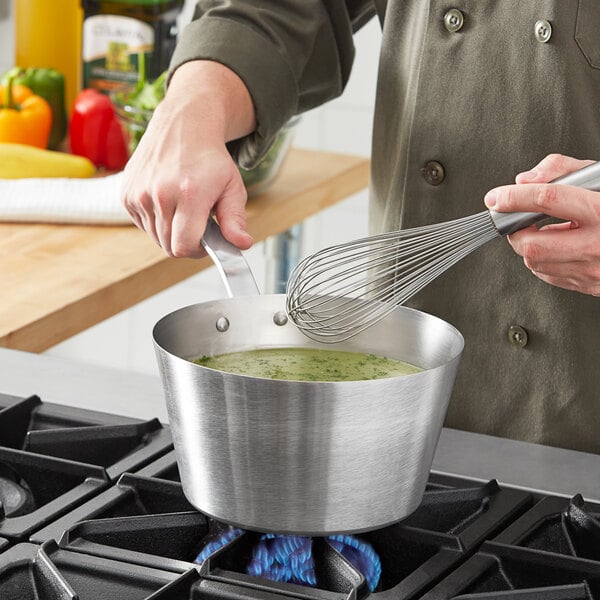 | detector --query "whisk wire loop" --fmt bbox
[286,211,499,342]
